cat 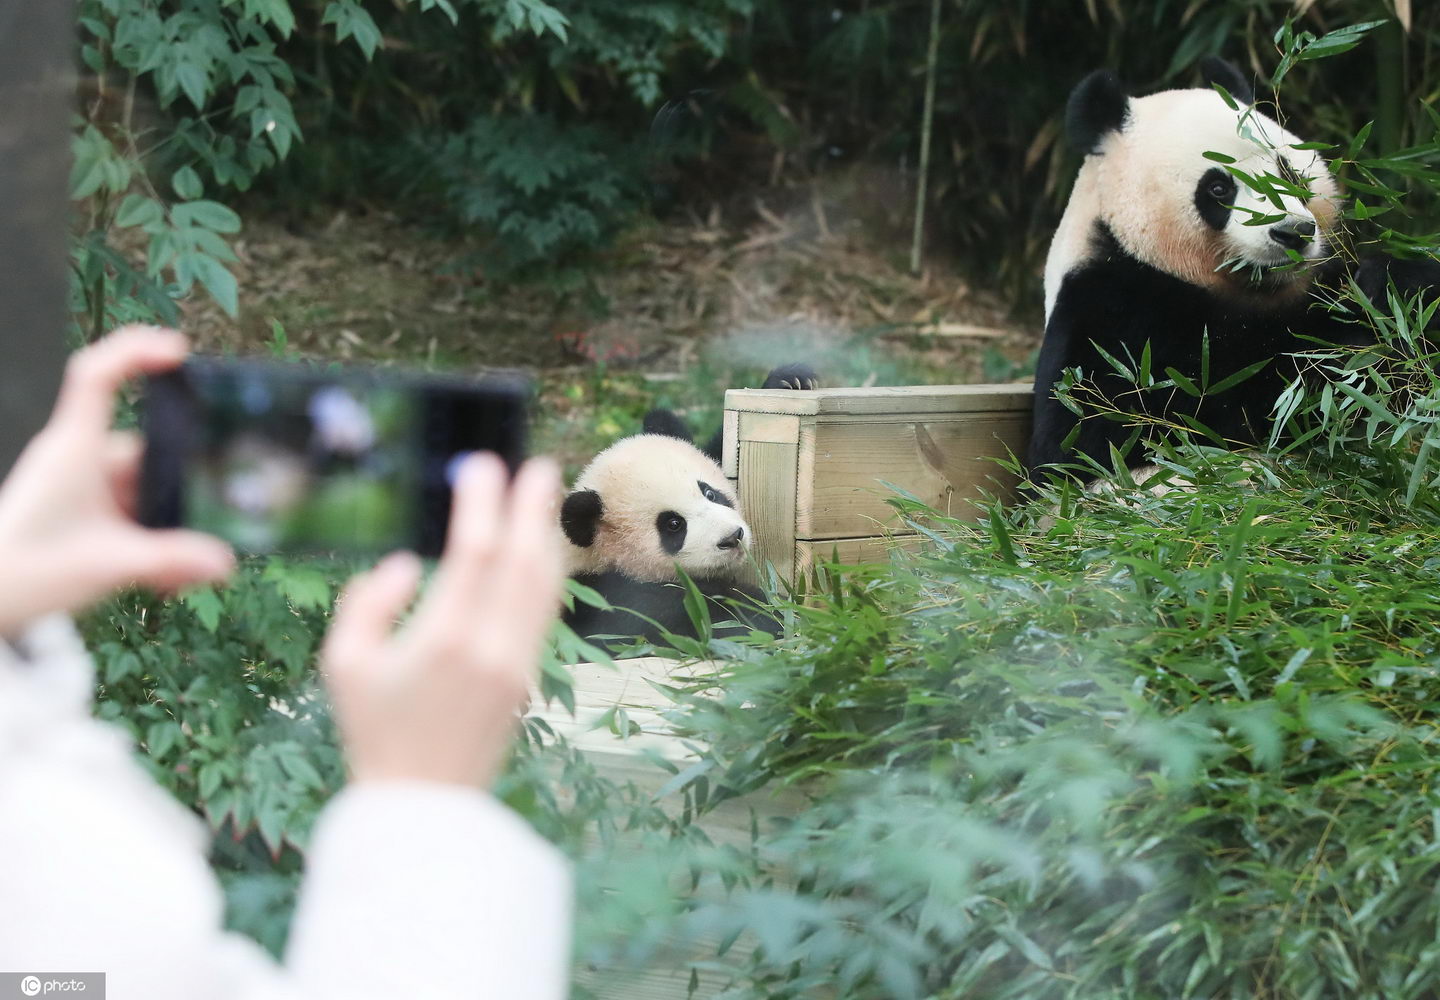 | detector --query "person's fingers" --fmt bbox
[419,452,508,617]
[507,457,564,543]
[48,527,233,602]
[491,458,565,629]
[445,452,508,560]
[127,530,236,592]
[475,460,564,685]
[323,550,423,671]
[105,431,143,518]
[51,326,188,434]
